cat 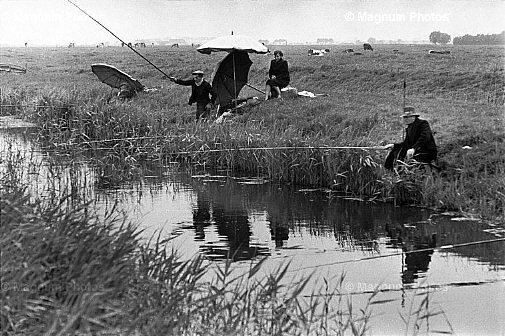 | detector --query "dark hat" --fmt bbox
[401,106,419,117]
[192,70,204,75]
